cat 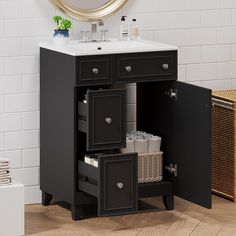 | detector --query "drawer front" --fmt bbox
[115,51,177,83]
[99,153,138,216]
[77,56,112,85]
[87,89,126,151]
